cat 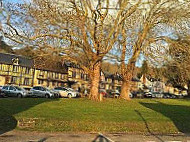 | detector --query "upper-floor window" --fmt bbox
[52,73,55,79]
[81,73,84,79]
[72,71,76,78]
[86,75,89,81]
[13,65,19,72]
[39,70,44,76]
[25,68,30,74]
[55,73,59,79]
